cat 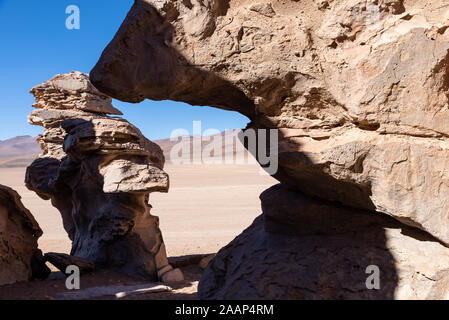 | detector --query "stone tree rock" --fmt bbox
[90,0,449,298]
[0,185,49,285]
[26,71,183,282]
[44,253,96,275]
